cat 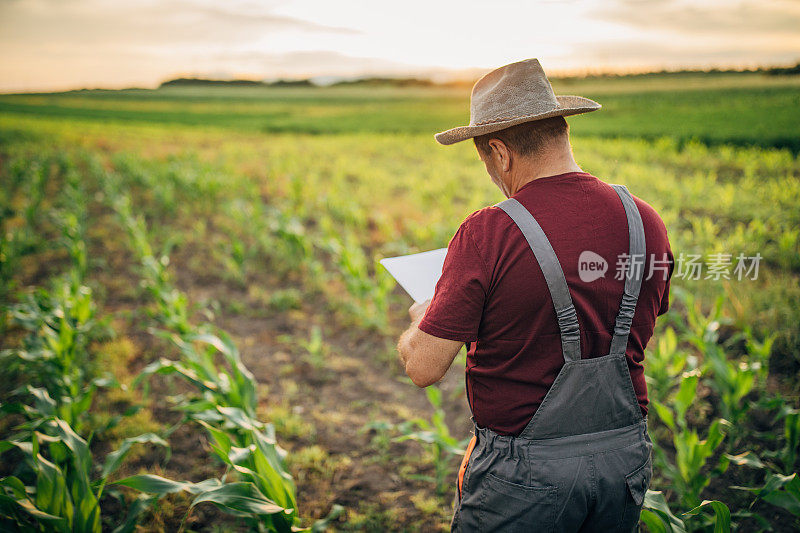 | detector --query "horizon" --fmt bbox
[1,0,799,93]
[5,62,798,96]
